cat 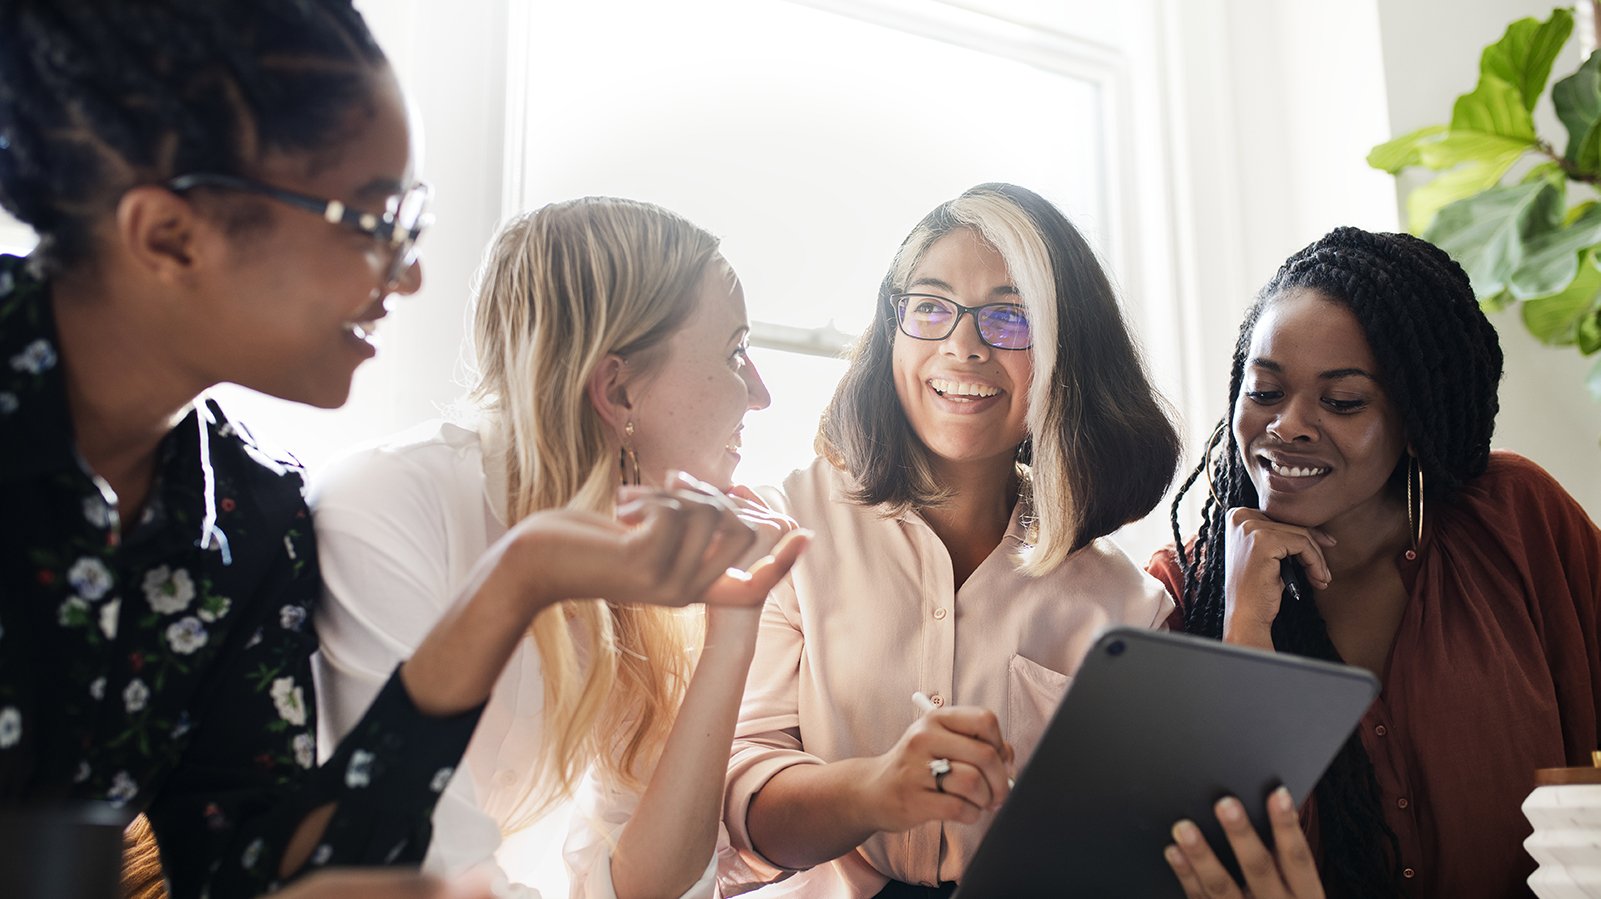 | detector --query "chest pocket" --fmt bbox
[1006,653,1071,768]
